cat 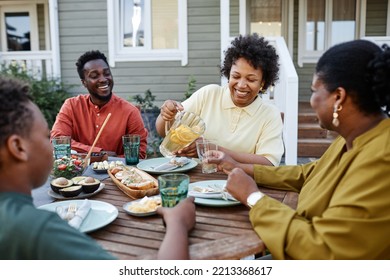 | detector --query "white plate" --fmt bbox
[188,180,241,207]
[137,157,198,174]
[47,183,105,200]
[38,199,118,233]
[123,195,161,217]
